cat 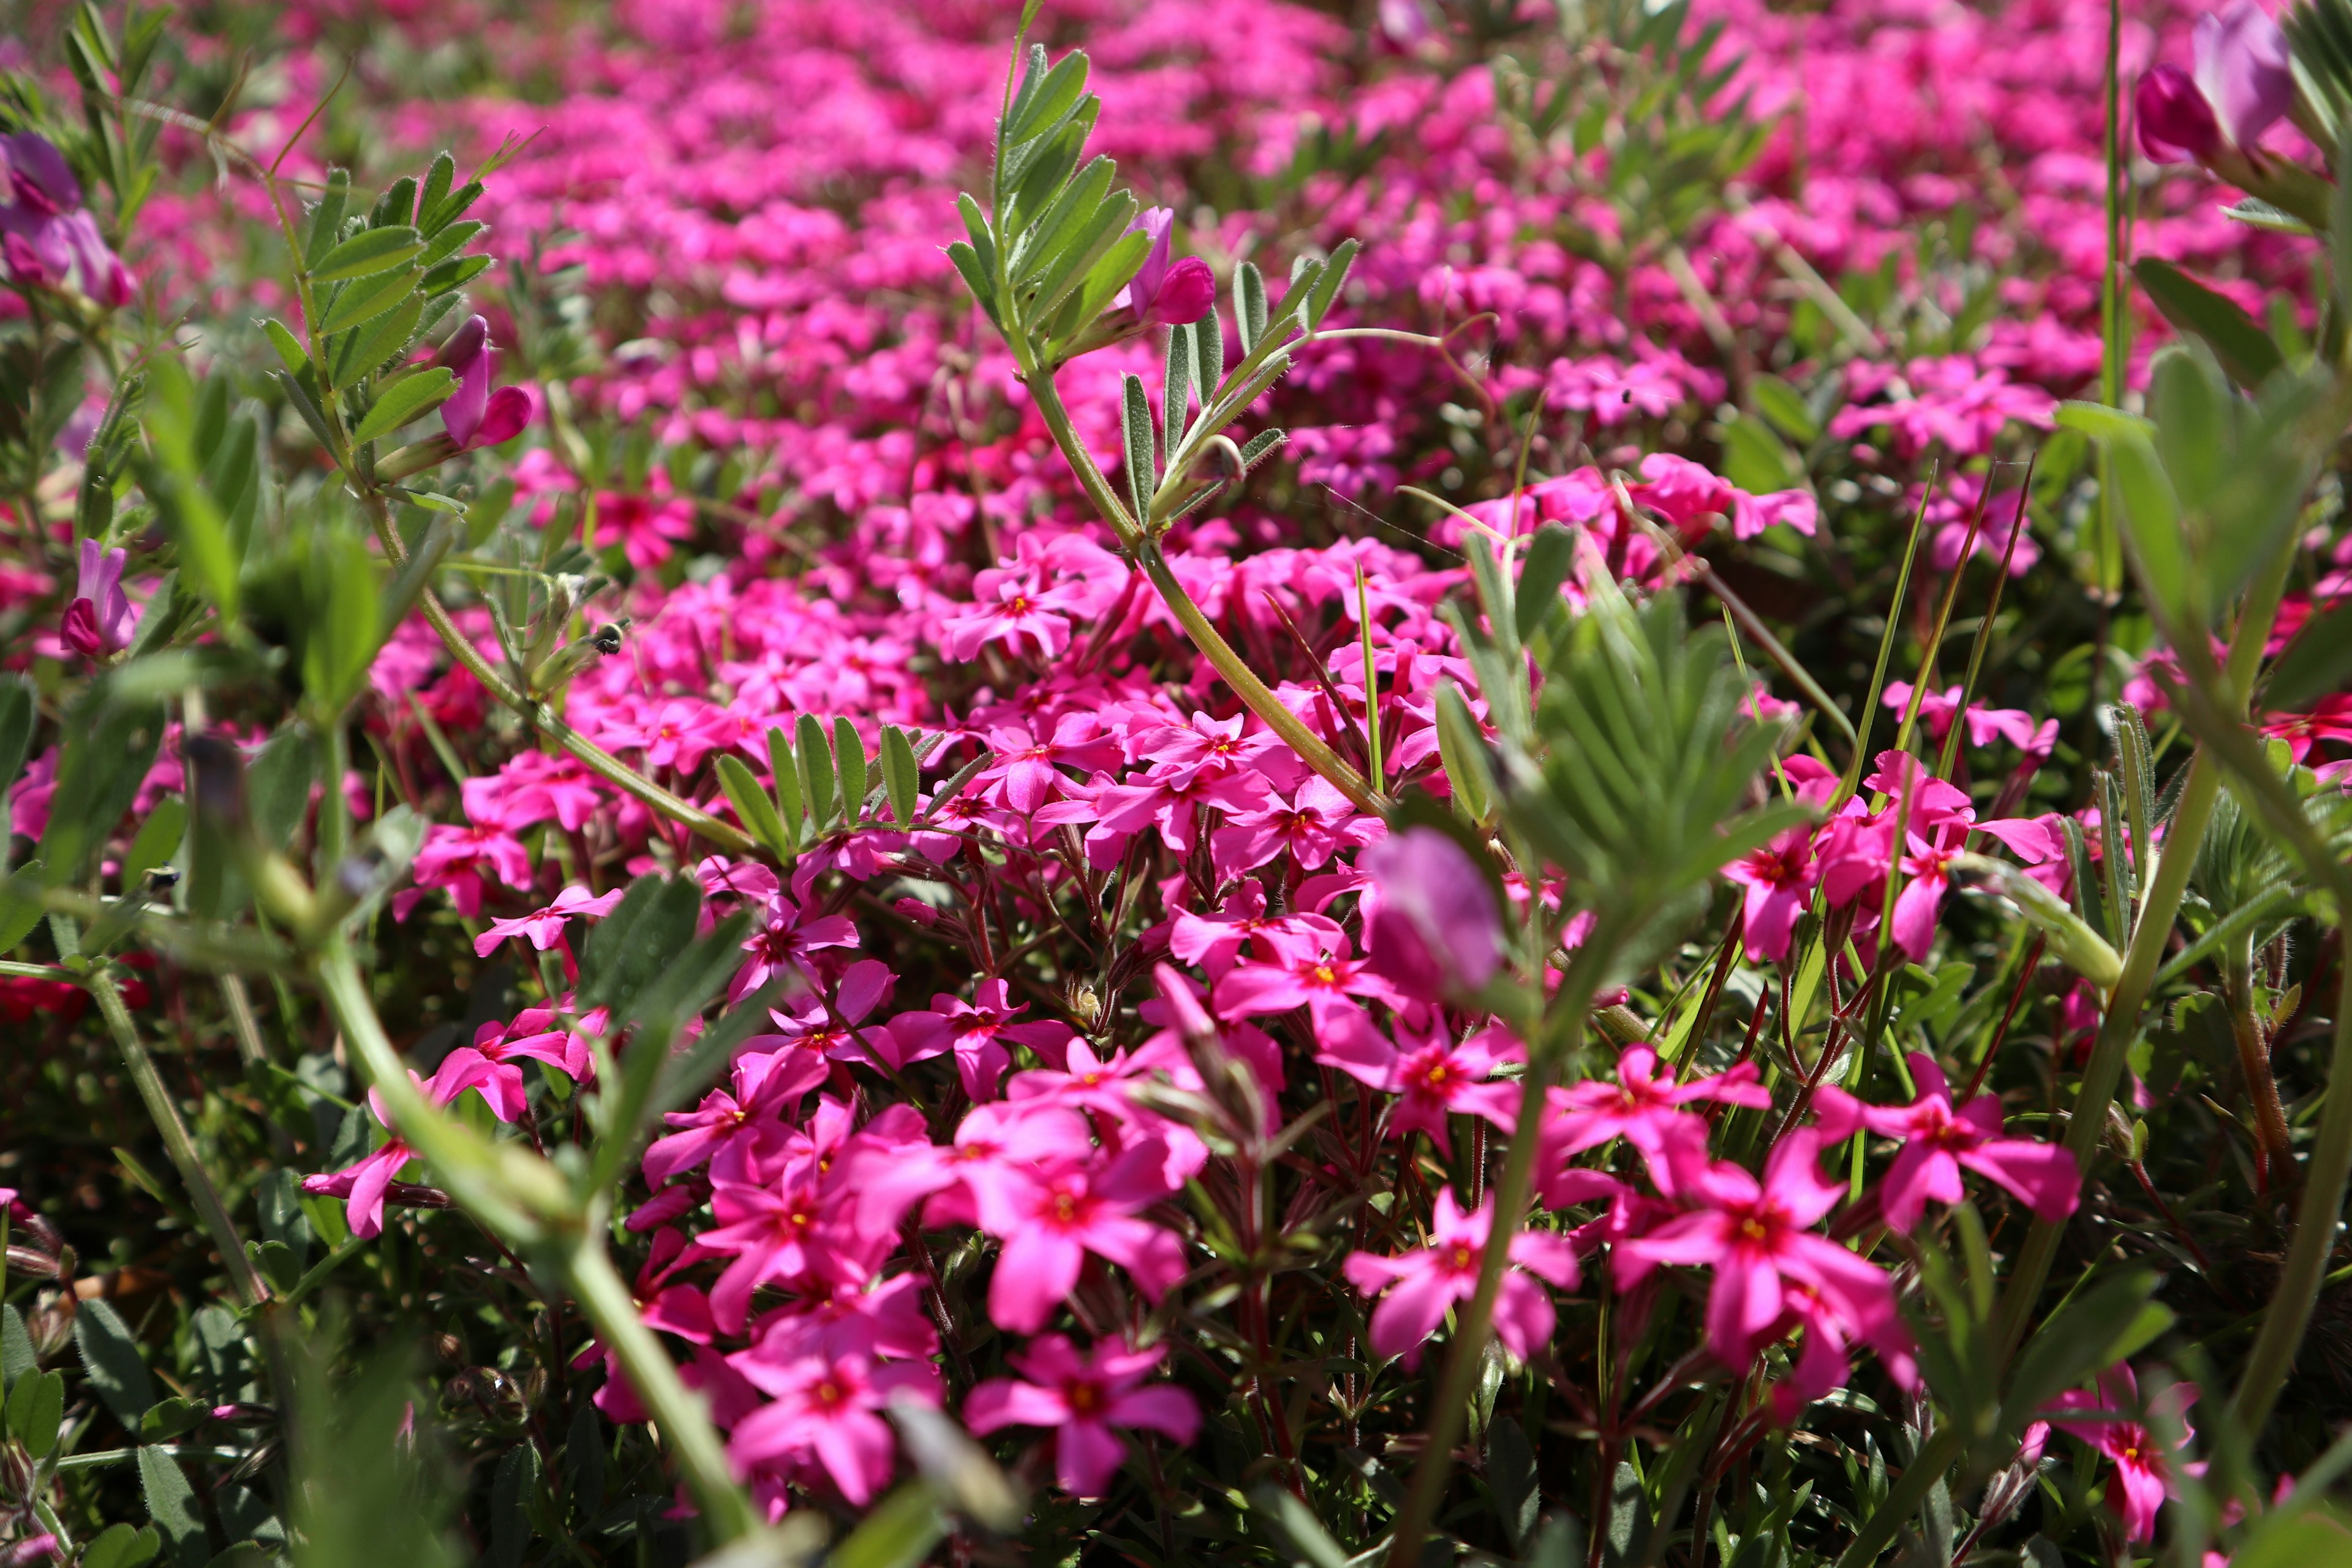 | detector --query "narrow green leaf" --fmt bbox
[312,226,423,284]
[716,753,788,854]
[797,713,835,827]
[2133,257,2284,390]
[1302,236,1359,330]
[833,716,868,824]
[766,726,803,846]
[75,1300,156,1424]
[1235,261,1267,353]
[881,726,920,826]
[349,368,458,447]
[122,796,185,888]
[1434,680,1494,823]
[1121,372,1156,524]
[258,317,309,375]
[1004,49,1090,145]
[318,266,420,336]
[1751,373,1822,442]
